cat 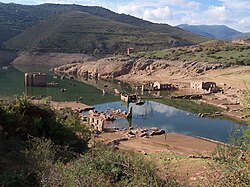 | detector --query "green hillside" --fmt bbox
[1,3,209,54]
[3,11,198,54]
[132,41,250,66]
